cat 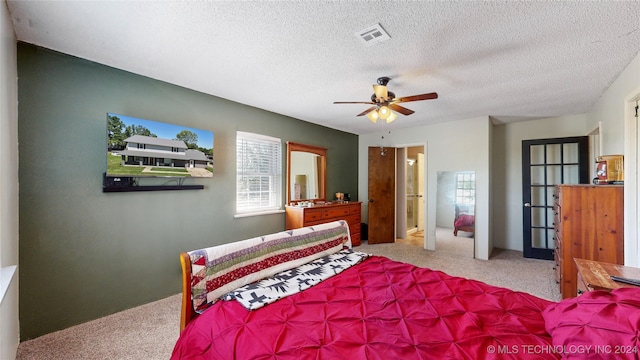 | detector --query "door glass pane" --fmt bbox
[547,144,561,164]
[563,143,579,163]
[532,208,545,227]
[563,165,580,184]
[546,187,555,207]
[531,228,546,248]
[547,208,555,228]
[531,187,545,206]
[531,166,545,185]
[530,145,545,165]
[546,165,562,185]
[546,229,555,249]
